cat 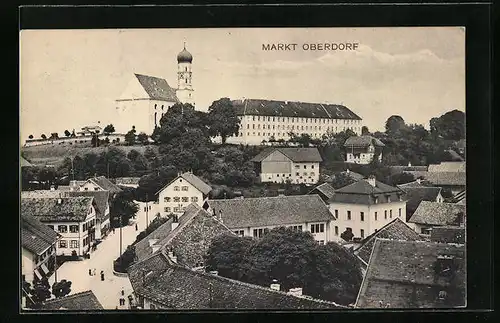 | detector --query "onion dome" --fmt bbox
[177,43,193,63]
